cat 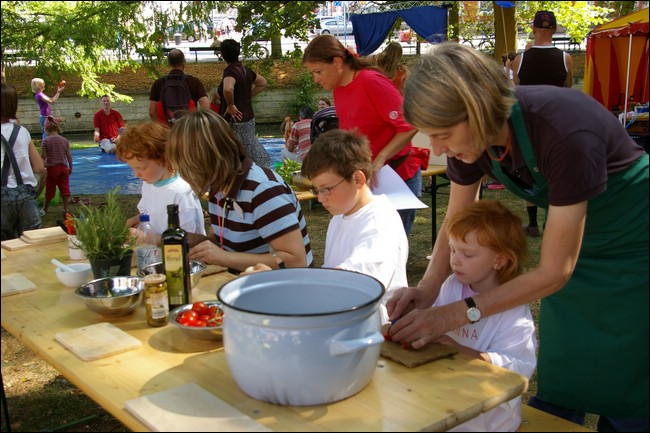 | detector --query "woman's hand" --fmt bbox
[226,104,242,121]
[386,285,436,323]
[388,305,450,350]
[189,239,226,266]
